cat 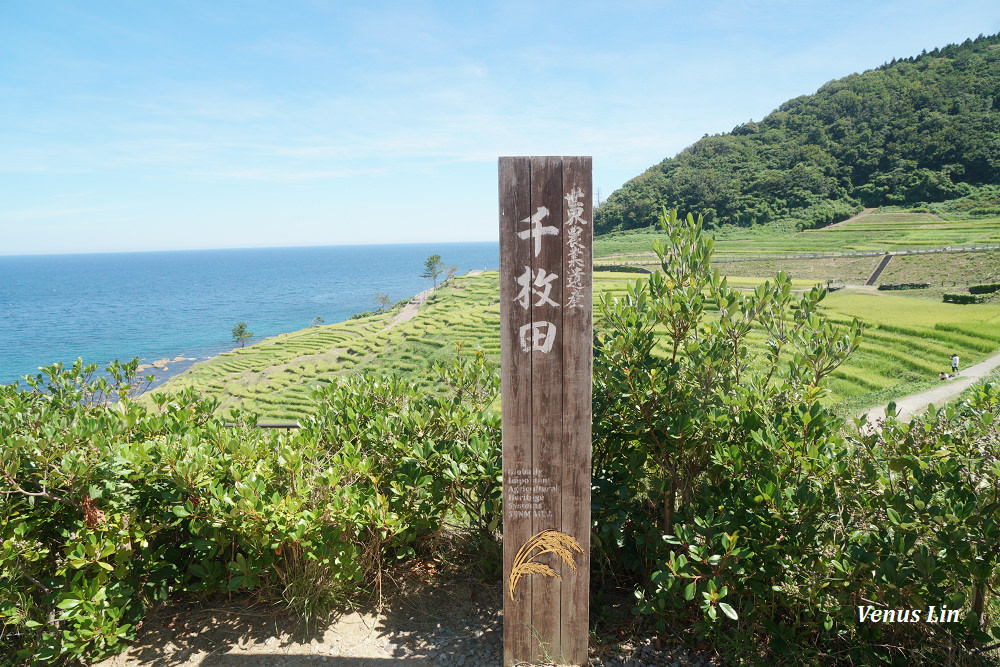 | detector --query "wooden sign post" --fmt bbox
[499,156,592,666]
